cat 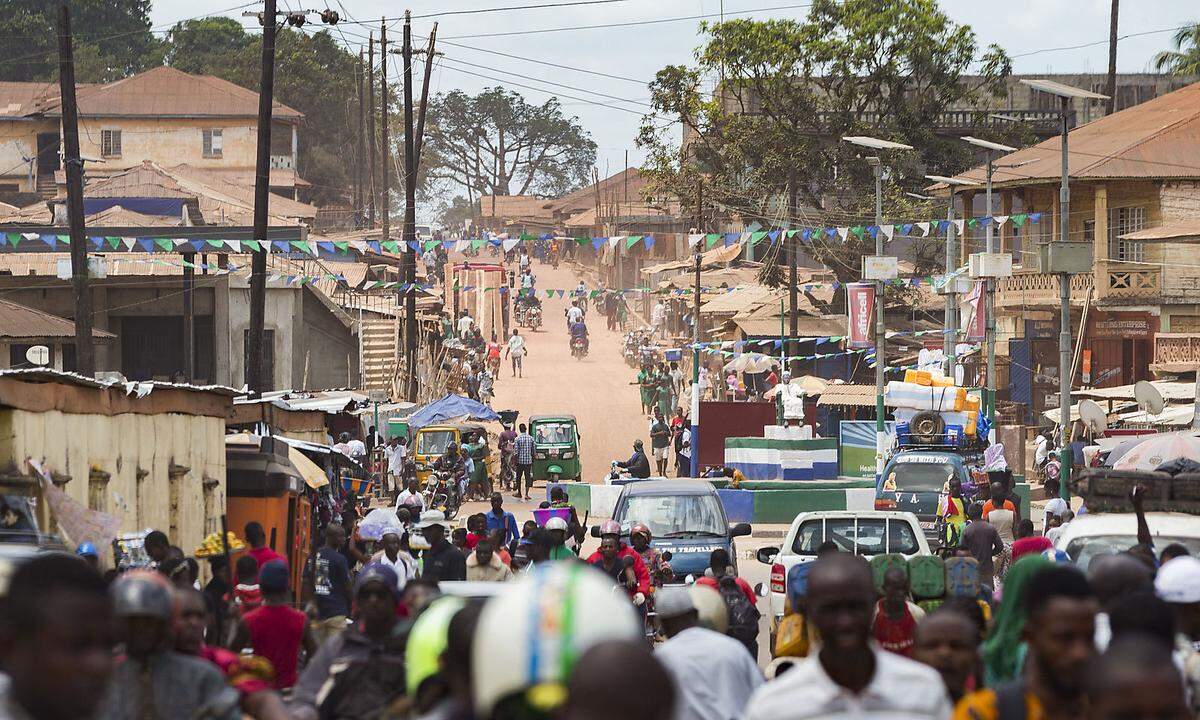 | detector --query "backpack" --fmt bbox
[717,575,760,651]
